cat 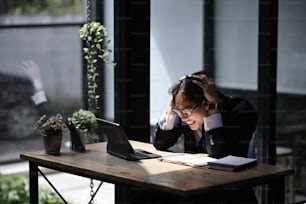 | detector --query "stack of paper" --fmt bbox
[160,154,216,167]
